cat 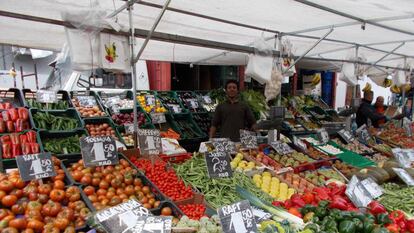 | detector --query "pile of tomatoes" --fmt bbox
[178,204,206,220]
[0,157,90,232]
[68,158,162,210]
[129,157,193,201]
